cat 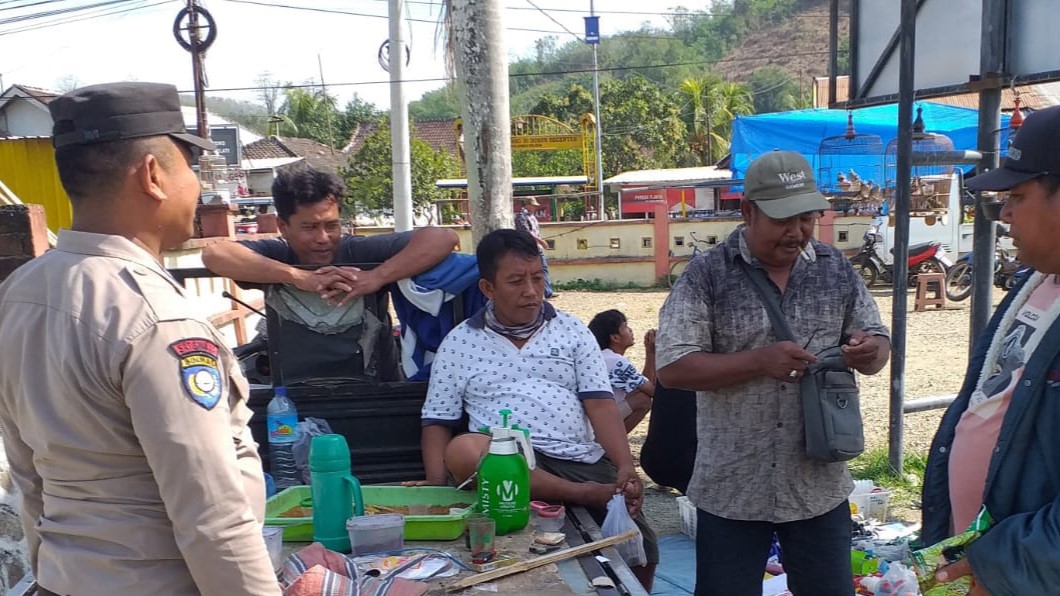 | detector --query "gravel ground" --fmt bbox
[549,287,1008,536]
